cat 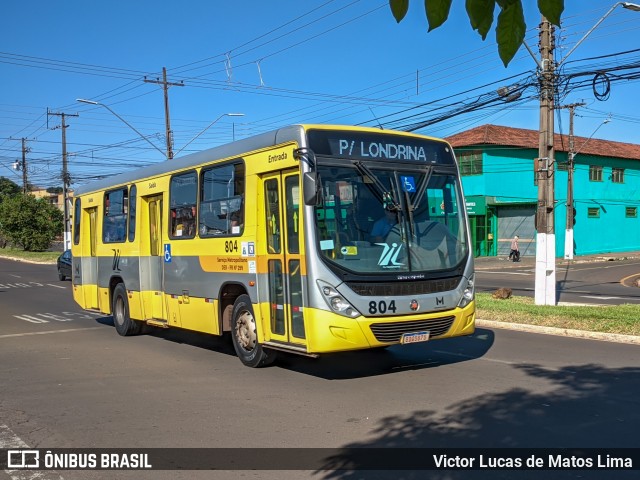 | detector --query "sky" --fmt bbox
[1,0,639,189]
